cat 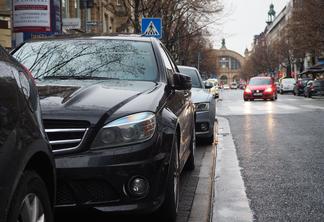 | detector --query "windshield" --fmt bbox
[282,78,295,84]
[13,39,158,81]
[249,78,271,85]
[178,67,202,88]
